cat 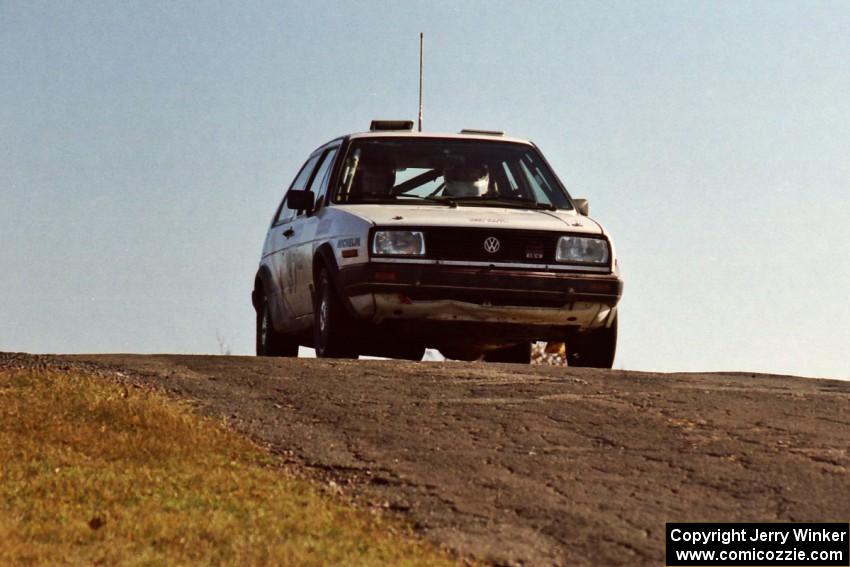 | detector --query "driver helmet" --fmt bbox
[444,161,489,197]
[355,156,395,197]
